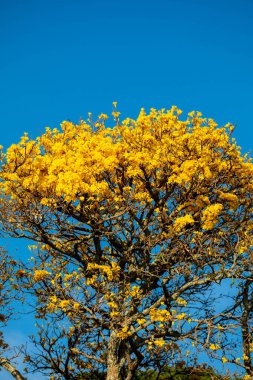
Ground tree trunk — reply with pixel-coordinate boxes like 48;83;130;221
106;332;122;380
125;369;134;380
0;357;27;380
241;281;253;375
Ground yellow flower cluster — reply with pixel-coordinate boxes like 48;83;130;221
218;191;238;208
33;270;51;282
86;275;97;285
201;204;223;230
175;312;186;320
73;302;80;310
174;214;194;232
107;301;118;309
59;299;71;311
149;308;171;322
116;326;131;339
137;318;146;325
175;297;187;306
87;262;121;281
209;343;221;351
46;294;80;314
47;295;58;313
110;311;120;318
153;339;166;347
168;159;199;185
128;285;141;298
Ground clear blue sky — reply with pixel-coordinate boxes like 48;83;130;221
1;0;253;379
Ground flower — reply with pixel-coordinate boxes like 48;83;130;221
209;343;220;351
33;270;51;282
153;339;166;347
174;215;194;232
137;318;146;325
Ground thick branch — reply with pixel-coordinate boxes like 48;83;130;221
0;357;27;380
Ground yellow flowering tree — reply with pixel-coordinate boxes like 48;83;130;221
1;106;253;380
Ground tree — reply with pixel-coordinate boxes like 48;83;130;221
1;106;253;380
215;276;253;378
0;248;26;380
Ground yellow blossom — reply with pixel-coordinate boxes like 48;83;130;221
137;318;146;325
209;343;220;351
116;326;131;339
202;204;223;230
33;270;51;282
149;308;171;322
176;297;187;306
174;215;194;232
59;299;71;311
176;312;186;320
73;302;80;310
110;311;120;317
153;339;166;347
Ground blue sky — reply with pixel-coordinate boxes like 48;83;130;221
1;0;253;378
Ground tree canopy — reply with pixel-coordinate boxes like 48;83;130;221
0;106;253;380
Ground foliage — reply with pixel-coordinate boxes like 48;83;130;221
134;365;232;380
1;106;253;379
